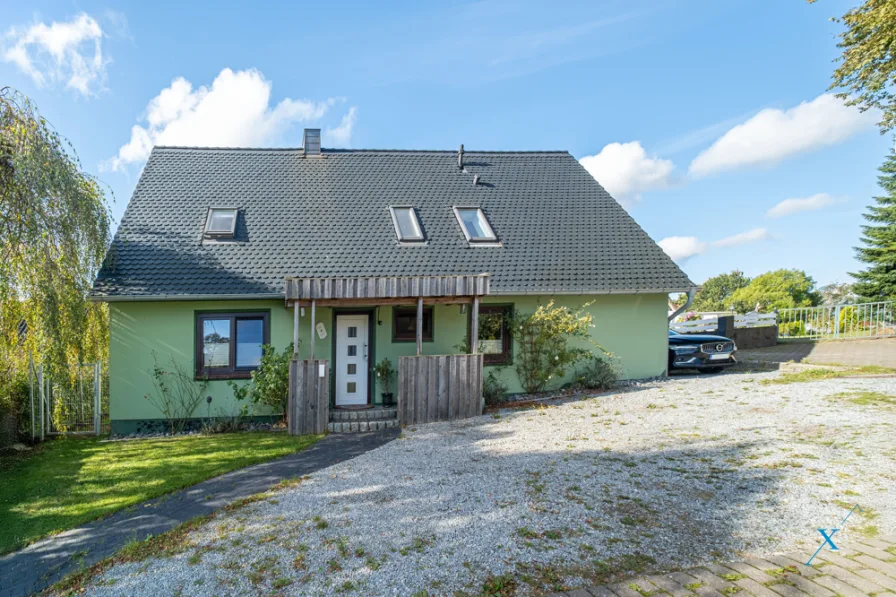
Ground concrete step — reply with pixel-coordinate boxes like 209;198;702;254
327;419;399;433
329;408;397;422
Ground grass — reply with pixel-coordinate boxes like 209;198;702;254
759;365;896;385
828;390;896;407
0;432;322;554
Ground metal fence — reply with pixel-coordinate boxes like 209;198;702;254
777;301;896;340
28;360;109;440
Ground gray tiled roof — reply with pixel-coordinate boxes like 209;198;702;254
92;147;694;299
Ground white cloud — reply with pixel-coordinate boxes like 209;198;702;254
2;13;107;95
766;193;836;218
658;228;770;262
712;227;771;248
658;236;706;262
106;68;338;170
579;141;674;205
689;94;876;177
324;107;357;147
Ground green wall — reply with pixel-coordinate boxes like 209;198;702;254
109;293;668;425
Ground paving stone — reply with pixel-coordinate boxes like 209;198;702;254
686;568;738;593
815;550;863;570
585;587;618;597
644;573;695;597
720;562;773;584
846;542;896;562
744;556;785;572
821;563;890;594
564;590;594;597
812;573;873;597
779;573;836;597
854;554;896;577
733;577;783;597
606;582;643;597
765;581;813;597
859;537;894;551
856;568;896;591
771;555;823;579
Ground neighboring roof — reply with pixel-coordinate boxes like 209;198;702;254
92;147;695;299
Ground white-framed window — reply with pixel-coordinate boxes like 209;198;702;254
453;207;497;243
389;206;425;242
205;208;238;237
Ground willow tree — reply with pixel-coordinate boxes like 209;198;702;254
0;87;111;395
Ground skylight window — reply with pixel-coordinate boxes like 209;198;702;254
205;208;237;237
390;206;424;242
454;207;497;243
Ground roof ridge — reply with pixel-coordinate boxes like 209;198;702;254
151;146;571;155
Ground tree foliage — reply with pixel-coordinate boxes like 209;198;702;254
851;150;896;300
729;269;821;313
691;270;751;312
811;0;896;133
0;88;111;386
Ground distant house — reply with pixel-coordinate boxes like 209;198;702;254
92;130;695;434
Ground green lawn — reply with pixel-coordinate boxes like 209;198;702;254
0;432;321;555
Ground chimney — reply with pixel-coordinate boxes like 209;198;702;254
457;144;464;169
303;129;321;156
473;174;480;186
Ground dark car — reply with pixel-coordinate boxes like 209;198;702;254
668;330;736;374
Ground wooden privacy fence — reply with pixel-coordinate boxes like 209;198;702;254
398;354;483;425
288;359;330;435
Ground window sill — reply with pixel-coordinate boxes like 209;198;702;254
197;370;255;381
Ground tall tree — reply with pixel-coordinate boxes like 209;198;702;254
0;87;111;380
729;269;821;313
852;150;896;300
691;270;751;312
812;0;896;133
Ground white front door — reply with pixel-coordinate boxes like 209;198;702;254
335;315;369;406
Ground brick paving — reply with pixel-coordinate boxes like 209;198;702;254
738;337;896;368
548;535;896;597
0;429;399;597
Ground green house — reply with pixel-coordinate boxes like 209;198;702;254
91;131;695;434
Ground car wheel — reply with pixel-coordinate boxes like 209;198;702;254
697;367;724;374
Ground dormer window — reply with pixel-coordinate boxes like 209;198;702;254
389;206;424;242
205;208;237;238
454;207;497;243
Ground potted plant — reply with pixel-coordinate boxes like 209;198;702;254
373;358;396;406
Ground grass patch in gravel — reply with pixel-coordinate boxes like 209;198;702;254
828;390;896;408
759;366;896;385
45;475;311;596
0;432;321;555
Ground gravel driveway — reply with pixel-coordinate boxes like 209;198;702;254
79;371;896;596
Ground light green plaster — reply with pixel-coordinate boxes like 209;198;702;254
109;293;668;421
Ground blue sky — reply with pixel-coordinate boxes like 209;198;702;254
2;0;891;286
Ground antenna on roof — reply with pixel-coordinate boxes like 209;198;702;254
473;174;480;186
457;144;464;169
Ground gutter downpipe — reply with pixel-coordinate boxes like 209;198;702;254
667;287;698;323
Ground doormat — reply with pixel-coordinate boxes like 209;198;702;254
334;405;374;411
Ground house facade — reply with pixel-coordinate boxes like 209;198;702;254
93;131;695;434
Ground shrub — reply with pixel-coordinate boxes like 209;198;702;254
373;358;395;395
229;343;294;420
575;356;619;390
778;321;806;337
510;301;597;394
483;369;509;406
145;353;208;434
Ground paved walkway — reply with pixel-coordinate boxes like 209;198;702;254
739;337;896;368
0;429;399;597
550;535;896;597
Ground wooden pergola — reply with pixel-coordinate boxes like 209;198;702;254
284;274;490;359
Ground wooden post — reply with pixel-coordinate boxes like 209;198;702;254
310;299;316;360
416;296;423;356
94;362;101;436
471;296;480;354
293;302;299;356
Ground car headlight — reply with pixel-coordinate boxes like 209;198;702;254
671;345;698;354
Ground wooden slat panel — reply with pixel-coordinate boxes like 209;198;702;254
285;274;490;301
287;359;330;436
396;354;483;426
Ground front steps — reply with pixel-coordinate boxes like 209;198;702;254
327;407;398;433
